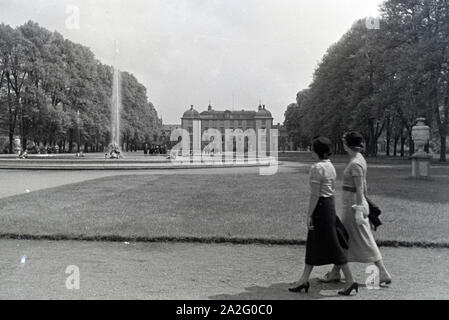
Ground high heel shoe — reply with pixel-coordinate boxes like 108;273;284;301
338;282;358;296
288;282;310;293
380;278;392;285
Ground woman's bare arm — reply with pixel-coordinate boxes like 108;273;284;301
353;175;364;206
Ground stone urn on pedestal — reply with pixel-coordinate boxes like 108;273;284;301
411;117;432;178
13;136;22;155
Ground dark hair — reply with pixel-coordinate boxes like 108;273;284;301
312;136;332;160
343;131;364;151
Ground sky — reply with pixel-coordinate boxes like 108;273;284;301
0;0;384;124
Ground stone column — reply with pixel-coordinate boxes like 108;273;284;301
411;117;432;178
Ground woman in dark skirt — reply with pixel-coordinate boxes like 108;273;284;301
289;137;358;296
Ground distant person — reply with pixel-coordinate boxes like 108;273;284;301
289;136;357;296
319;132;392;287
109;149;120;159
18;149;28;159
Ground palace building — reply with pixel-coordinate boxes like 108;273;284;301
182;103;273;134
181;103;274;154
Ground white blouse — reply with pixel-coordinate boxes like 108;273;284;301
309;160;337;198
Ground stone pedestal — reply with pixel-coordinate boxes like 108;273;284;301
411;153;432;178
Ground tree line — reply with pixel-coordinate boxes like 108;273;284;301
0;21;162;154
285;0;449;161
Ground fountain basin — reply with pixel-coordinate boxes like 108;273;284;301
0;154;275;170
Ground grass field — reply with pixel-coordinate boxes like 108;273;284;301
0;163;448;245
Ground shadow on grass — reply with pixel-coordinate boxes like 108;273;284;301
292;164;449;204
364;168;449;204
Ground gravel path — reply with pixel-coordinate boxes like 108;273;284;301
0;240;447;300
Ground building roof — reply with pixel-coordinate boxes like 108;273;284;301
200;110;257;119
255;109;272;118
162;124;181;131
182;105;201;119
255;105;272;118
190;104;273;120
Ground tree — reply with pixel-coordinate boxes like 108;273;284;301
0;21;162;153
288;0;449;161
381;0;448;161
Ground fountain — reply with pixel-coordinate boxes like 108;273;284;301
109;40;122;159
0;41;272;170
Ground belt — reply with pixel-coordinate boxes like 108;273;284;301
342;186;357;193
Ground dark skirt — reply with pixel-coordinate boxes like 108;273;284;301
305;197;348;266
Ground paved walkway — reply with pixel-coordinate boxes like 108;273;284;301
0;240;447;299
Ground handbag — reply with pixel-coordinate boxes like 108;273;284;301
366;198;382;231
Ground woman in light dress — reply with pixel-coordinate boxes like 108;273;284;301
319;132;392;286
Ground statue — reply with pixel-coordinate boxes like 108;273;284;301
107;142;122;159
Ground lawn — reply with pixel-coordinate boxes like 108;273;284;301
278;151;449;165
0;164;448;245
